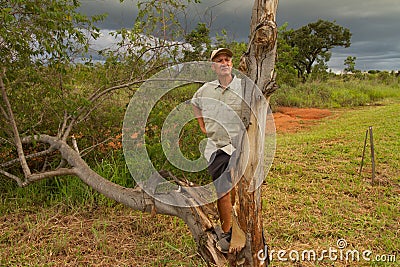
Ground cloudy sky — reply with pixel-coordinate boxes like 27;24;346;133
79;0;400;72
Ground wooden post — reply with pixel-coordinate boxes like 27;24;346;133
359;129;369;175
359;126;376;184
369;126;376;183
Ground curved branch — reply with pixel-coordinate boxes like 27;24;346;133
0;168;23;186
19;134;227;266
0;148;54;168
23;168;78;186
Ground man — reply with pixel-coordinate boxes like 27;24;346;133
191;48;244;253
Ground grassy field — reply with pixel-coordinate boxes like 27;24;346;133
263;101;399;266
1;101;399;266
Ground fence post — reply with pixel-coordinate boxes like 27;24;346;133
359;126;376;184
369;126;376;184
359;129;369;175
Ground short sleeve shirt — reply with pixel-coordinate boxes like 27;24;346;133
191;75;243;161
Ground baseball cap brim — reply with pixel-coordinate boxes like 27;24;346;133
210;48;233;61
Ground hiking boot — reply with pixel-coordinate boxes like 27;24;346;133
216;229;232;253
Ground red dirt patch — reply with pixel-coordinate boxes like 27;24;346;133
273;107;332;133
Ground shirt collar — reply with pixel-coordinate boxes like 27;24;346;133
210;74;237;91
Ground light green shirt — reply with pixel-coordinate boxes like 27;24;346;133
192;75;243;161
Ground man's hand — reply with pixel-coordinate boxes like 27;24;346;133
192;105;207;134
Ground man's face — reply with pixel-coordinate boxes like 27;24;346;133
211;54;233;77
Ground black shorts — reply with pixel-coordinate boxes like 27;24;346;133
208;149;236;196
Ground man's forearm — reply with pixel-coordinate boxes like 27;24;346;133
196;117;207;134
193;105;207;134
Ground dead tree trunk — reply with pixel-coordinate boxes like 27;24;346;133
233;0;279;266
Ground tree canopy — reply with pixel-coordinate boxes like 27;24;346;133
280;19;351;80
344;56;357;73
0;0;103;69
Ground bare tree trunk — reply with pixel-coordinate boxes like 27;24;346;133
233;0;279;266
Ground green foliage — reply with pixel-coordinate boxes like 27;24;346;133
0;0;103;69
183;23;211;61
276;23;300;85
0;0;110;164
1;62;131;151
145;84;211;185
109;0;198;68
280;19;351;81
344;56;357;73
99;1;245;67
136;0;186;38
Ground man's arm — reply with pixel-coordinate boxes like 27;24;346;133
192;105;207;134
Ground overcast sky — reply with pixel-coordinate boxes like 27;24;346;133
79;0;400;72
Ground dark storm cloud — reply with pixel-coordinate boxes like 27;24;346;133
78;0;138;30
258;0;400;71
79;0;400;71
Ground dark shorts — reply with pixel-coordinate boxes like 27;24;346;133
208;149;236;196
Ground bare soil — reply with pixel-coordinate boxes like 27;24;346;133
273;107;332;133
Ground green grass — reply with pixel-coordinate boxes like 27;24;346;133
0;151;133;214
264;101;400;266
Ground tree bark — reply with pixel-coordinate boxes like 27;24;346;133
234;0;279;266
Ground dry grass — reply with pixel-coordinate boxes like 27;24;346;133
0;204;203;266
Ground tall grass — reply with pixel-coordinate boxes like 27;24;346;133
0;151;132;213
271;77;400;108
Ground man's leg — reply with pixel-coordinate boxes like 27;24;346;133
215;190;233;253
208;150;235;252
217;192;232;233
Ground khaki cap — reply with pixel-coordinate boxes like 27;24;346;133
210;48;233;61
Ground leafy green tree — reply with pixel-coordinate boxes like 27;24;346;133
183;23;211;61
276;23;299;85
0;0;103;69
281;19;351;80
344;56;357;73
0;0;104;144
